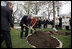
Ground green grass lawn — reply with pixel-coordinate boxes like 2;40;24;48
1;28;71;48
14;23;20;26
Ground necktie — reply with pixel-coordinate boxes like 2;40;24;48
27;18;29;21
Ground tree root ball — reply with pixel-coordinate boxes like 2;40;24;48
27;31;61;48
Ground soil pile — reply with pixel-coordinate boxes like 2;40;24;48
27;31;60;48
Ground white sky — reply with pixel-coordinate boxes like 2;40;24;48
60;1;71;15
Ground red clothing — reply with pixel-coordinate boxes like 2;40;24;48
31;18;37;25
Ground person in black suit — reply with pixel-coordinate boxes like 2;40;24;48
69;18;71;26
35;20;38;28
45;19;49;28
37;18;42;28
1;2;14;48
51;20;54;28
20;15;32;38
43;19;46;28
59;17;62;28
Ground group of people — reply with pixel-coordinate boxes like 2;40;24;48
35;18;53;29
1;2;37;48
1;2;54;48
1;2;71;48
0;2;63;48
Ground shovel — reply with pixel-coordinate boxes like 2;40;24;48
23;24;35;32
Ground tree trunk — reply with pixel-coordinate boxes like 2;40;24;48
35;1;37;15
28;1;30;14
53;1;55;28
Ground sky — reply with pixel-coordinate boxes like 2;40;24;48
60;1;71;15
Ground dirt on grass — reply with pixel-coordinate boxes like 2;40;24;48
27;31;60;48
50;31;70;36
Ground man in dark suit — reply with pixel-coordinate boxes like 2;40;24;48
1;2;14;48
35;20;38;28
69;18;71;26
45;19;49;28
20;15;32;38
43;19;46;28
37;18;42;28
59;17;62;28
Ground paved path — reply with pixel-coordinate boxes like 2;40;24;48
15;26;21;29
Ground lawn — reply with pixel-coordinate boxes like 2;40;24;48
1;27;71;48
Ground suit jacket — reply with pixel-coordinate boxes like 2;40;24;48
59;18;62;25
20;15;31;27
1;6;14;31
43;20;46;25
46;20;49;24
37;20;42;26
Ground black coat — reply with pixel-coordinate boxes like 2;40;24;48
46;20;49;24
43;20;46;25
69;19;71;25
20;15;31;27
1;6;14;31
37;20;42;26
59;18;62;26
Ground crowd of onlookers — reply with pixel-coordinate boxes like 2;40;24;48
34;18;54;29
34;17;71;30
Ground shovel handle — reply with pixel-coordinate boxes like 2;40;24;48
23;24;35;31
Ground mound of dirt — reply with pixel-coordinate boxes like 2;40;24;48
27;31;60;48
52;31;70;36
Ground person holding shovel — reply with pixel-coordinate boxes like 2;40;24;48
20;14;37;38
20;14;32;38
30;17;37;34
